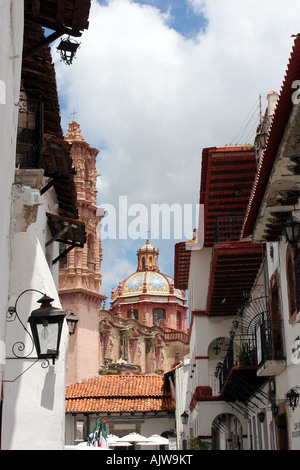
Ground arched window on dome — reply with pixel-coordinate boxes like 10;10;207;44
177;311;183;330
153;308;165;325
142;256;146;270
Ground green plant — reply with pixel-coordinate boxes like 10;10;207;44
236;343;249;359
189;438;212;450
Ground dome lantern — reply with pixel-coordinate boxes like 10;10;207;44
137;239;159;272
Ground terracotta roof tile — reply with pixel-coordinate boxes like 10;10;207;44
65;375;174;414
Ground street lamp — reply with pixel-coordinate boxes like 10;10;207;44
256;131;268;150
281;216;300;246
56;36;80;65
258;411;266;423
28;294;65;364
66;311;79;335
181;411;189;425
285;387;300;412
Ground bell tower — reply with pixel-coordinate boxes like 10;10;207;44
59;120;106;382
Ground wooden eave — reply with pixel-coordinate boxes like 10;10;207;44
24;0;91;36
46;212;86;264
242;35;300;241
200;146;257;247
205;241;264;316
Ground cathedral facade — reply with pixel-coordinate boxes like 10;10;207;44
99;239;189;375
60;121;189;382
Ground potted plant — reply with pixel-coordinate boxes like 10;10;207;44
236;343;251;366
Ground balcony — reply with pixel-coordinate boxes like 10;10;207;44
218;334;266;403
218;318;285;403
256;319;286;376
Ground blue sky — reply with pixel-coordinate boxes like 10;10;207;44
54;0;300;303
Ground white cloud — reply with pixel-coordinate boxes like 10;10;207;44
54;0;300;296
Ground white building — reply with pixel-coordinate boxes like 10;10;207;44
174;36;300;450
0;1;91;449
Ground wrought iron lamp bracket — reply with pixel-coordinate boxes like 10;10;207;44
3;289;53;382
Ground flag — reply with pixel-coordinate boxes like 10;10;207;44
169;376;176;407
99;419;108;448
88;419;108;447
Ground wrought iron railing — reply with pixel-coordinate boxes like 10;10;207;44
218;334;257;391
218;319;285;394
16;89;43;169
214;214;245;243
256;319;285;364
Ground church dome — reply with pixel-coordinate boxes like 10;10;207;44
121;270;183;299
111;240;185;302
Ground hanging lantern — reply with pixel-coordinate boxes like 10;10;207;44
28;295;65;363
286;387;300;412
57;36;80;65
66;311;79;335
282;216;300;246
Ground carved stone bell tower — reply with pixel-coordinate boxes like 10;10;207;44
59;120;106;383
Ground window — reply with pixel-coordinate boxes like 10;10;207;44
286;245;297;318
269;273;284;360
294;248;300;314
153;308;164;325
177;311;182;330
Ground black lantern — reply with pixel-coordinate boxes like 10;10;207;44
66;311;79;335
28;295;65;363
286;387;300;412
271;402;279;418
213;344;221;355
258;411;265;423
181;411;189;425
282;216;300;246
256;131;268;150
56;36;80;65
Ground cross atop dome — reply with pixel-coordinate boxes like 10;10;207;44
137;239;160;272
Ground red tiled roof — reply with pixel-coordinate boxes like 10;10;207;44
65;375;174;414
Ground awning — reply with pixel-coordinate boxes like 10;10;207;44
174;241;193;290
46;212;86;264
205;241;264;316
200;146;257;247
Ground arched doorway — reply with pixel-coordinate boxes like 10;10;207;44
211;413;243;450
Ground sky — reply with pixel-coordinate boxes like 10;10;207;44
53;0;300;303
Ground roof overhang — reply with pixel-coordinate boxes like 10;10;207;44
242;35;300;241
205;241;263;316
174;241;197;290
200;146;257;247
46;212;86;264
24;0;91;37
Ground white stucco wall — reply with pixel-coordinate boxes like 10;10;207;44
2;223;69;449
0;0;23;383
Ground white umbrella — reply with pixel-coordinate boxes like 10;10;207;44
119;432;149;442
147;434;169;445
107;434;120;444
136;434;169;447
110;441;133;447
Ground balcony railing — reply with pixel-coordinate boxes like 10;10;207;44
218;334;257;391
218;319;285;396
257;319;285;365
214;214;245;243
